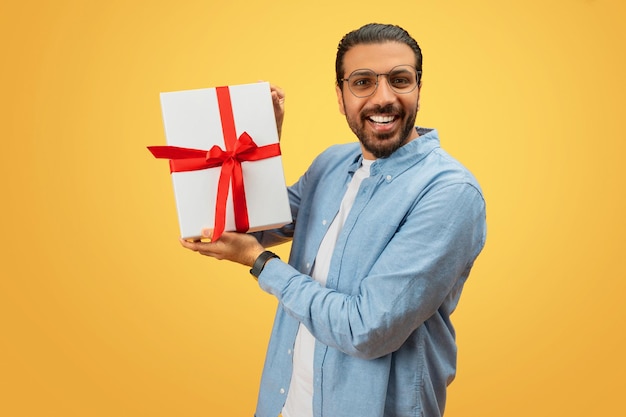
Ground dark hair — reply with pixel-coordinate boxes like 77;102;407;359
335;23;422;88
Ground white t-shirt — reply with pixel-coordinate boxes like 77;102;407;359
282;159;372;417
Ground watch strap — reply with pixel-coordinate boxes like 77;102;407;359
250;250;280;278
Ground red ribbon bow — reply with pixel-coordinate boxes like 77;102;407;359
148;86;281;241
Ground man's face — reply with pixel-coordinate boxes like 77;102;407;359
336;42;421;160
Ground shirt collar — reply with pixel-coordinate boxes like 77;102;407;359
347;127;441;176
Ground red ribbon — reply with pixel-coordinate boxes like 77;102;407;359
148;86;281;241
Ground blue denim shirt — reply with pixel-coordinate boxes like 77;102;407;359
254;128;487;417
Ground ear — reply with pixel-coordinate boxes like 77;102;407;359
336;84;346;115
416;82;422;112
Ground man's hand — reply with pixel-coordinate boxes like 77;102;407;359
269;84;285;139
180;230;266;267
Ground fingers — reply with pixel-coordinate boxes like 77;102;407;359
270;84;285;106
178;231;239;260
179;238;205;252
258;80;285;106
180;228;216;253
257;81;285;139
179;238;226;259
268;84;285;139
179;231;265;267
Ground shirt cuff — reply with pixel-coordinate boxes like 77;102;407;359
256;257;296;299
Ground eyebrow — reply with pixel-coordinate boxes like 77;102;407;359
349;66;414;76
349;69;375;76
390;67;412;74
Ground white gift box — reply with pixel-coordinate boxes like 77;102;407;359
154;82;292;240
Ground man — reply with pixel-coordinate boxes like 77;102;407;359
181;23;486;417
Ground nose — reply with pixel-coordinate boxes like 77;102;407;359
371;75;396;104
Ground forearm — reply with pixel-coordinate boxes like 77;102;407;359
258;183;486;359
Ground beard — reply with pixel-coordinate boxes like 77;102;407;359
345;102;419;159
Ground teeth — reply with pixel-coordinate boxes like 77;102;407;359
369;115;395;123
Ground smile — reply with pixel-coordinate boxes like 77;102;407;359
368;115;396;124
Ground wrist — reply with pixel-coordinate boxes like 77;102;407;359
249;250;280;279
248;249;266;267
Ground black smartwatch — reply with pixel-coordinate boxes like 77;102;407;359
250;250;280;278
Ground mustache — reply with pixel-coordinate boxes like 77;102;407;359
361;104;404;117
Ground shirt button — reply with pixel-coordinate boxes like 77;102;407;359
288;349;292;355
280;388;285;394
306;262;311;269
386;175;392;181
322;219;327;226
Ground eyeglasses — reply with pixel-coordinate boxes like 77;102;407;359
340;65;421;98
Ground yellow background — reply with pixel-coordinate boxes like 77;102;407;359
1;0;624;415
